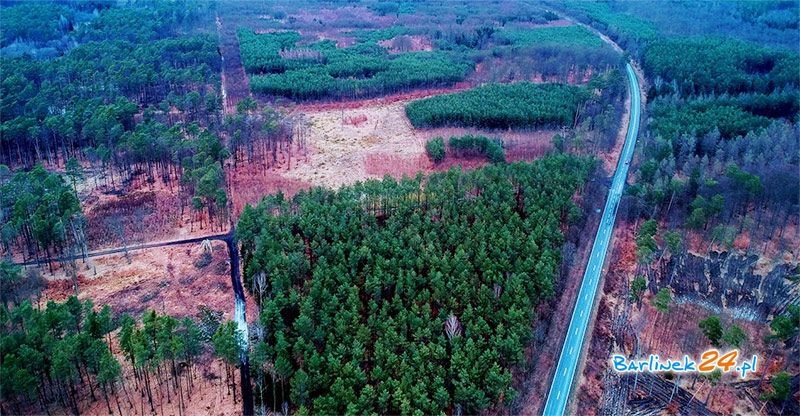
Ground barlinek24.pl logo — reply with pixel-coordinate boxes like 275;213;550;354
612;349;758;379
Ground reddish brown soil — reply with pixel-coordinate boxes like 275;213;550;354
573;221;649;416
684;218;799;269
575;219;796;415
11;345;243;416
226;156;313;216
78;358;241;416
39;241;238;320
26;236;259;416
365;153;488;178
217;12;252;115
81;173;227;251
363;134;553;179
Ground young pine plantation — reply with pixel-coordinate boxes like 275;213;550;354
236;156;594;414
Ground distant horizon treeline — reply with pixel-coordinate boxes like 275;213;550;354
558;1;799;253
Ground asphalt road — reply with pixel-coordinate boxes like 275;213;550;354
542;62;641;416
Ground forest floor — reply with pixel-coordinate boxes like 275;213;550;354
81;358;241;416
684;219;800;270
31;240;255;416
217;9;252;115
24;182;264;416
575;220;799;416
36;335;244;416
37;240;258;324
226;156;313;216
78;173;229;252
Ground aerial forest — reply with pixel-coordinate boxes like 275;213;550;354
2;1;797;415
236;155;595;414
560;1;799;250
0;0;246;257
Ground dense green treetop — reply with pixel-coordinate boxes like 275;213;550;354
405;82;592;129
1;1;220;167
238;155;595;414
0;3;74;48
496;25;604;49
0;164;84;259
239;29;473;100
643;37;799;97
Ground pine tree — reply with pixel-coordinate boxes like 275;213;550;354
212;320;241;403
699;316;724;347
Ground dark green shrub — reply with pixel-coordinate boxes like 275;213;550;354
448;135;505;163
425;136;446;162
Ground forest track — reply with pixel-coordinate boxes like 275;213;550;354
14;233;229;267
215;11;252;115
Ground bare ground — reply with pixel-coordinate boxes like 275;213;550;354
36;240;256;322
80;172;229;251
226;154;313;217
217;10;253;115
575;220;799;416
282;100;557;189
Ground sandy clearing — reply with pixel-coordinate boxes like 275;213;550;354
282;100;557;189
283;101;423;188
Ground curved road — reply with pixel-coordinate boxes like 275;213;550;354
542;62;641;416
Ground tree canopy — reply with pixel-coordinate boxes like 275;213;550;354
240;29;473;100
0;164;85;262
237;155;595;414
405;82;592;129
